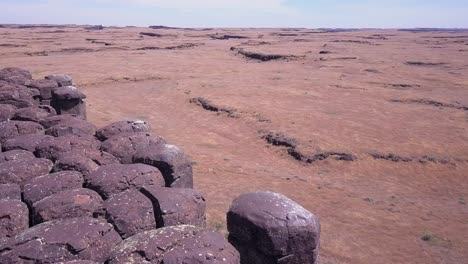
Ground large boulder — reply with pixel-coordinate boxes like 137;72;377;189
103;189;156;239
0;67;32;85
0;120;44;144
51;86;86;118
0;217;122;263
96;120;152;141
101;132;165;164
140;186;206;228
86;163;164;199
133;143;193;188
0;158;53;187
35;135;100;161
26;79;59;100
23;171;84;207
0;82;36;108
45;118;96;137
31;188;104;224
2;134;53;152
0;199;29;239
12;105;56;122
0;183;21;200
227;191;321;264
106;225;240;264
0;104;16;121
0;149;35;163
52;149;120;178
45;74;73;87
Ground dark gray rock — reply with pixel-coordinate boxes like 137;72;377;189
0;158;53;187
101;132;165;164
45;74;73;87
0;149;35;163
23;171;84;207
26;79;59;100
0;120;44;144
140;186;206;228
0;183;21;200
0;104;16;121
45;118;96;137
133;143;193;188
96;120;152;141
86;163;164;199
39;114;85;129
0;199;29;239
104;189;156;239
54;261;100;264
51;86;86;118
0;67;32;85
0;217;122;263
12;105;56;122
106;225;240;264
31;188;104;224
2;134;54;152
227;191;321;264
52;149;120;178
35;135;100;161
0;82;36;108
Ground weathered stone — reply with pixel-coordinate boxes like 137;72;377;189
26;79;59;100
39;114;85;129
23;171;84;207
0;120;44;144
104;189;156;239
51;86;86;118
0;104;16;121
0;149;35;163
0;199;29;239
55;261;100;264
140;186;206;228
101;132;165;164
106;225;240;264
0;158;53;187
0;67;32;85
0;183;21;200
133;143;193;188
35;135;100;161
45;74;73;87
0;82;36;108
0;217;122;263
86;163;164;199
227;191;321;264
45;118;96;137
2;134;54;152
53;149;120;178
12;105;56;122
31;188;104;224
96;120;152;141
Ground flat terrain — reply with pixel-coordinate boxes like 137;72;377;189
1;25;467;264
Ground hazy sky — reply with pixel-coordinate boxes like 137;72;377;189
1;0;467;28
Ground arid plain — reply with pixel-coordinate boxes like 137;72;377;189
1;25;467;264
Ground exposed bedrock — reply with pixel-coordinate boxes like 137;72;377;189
106;225;240;264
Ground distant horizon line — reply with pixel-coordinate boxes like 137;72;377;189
1;23;468;30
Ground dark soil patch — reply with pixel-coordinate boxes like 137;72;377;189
140;32;163;37
369;152;450;164
190;97;237;117
405;61;446;66
331;40;380;45
260;131;298;148
137;43;202;50
231;47;295;62
211;34;249;40
389;98;468;111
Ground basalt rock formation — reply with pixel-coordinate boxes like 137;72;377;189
0;67;320;263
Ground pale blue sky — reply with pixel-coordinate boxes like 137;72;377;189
1;0;467;28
